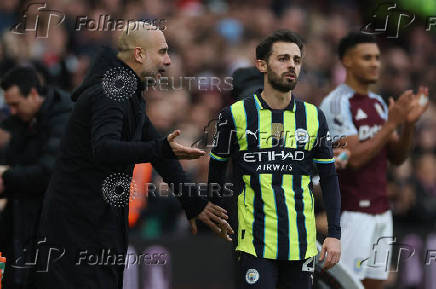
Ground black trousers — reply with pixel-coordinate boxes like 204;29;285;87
237;252;315;289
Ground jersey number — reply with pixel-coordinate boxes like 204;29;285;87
302;256;315;272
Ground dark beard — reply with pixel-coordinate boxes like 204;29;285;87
360;77;377;85
267;66;297;92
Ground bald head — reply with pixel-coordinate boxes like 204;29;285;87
118;22;164;56
116;21;171;83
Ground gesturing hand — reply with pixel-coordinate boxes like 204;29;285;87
190;202;234;242
167;130;206;159
319;237;341;270
406;86;430;125
387;90;412;127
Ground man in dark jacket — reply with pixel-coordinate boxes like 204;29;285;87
0;66;73;289
35;22;231;289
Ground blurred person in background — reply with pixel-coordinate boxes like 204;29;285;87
0;66;72;289
409;153;436;223
0;0;435;287
320;32;429;289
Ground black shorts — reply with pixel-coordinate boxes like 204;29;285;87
237;251;315;289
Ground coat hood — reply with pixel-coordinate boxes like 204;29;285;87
71;46;141;102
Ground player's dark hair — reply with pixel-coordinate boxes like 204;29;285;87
338;32;377;60
256;30;304;61
0;66;45;97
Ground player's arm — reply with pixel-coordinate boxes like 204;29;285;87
385;125;414;165
313;109;341;270
141;113;232;238
207;107;235;240
91;89;202;166
340;91;411;169
386;87;429;165
141;114;214;218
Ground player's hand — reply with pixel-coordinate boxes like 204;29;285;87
387;90;413;127
189;202;234;241
333;148;350;170
167;130;206;159
406;86;429;125
319;237;341;270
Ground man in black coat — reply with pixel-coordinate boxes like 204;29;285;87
35;22;232;289
0;66;73;289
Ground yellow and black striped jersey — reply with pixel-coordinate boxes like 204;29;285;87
210;90;334;261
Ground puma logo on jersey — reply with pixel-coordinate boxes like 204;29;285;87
245;129;258;140
355;108;368;120
217;113;228;126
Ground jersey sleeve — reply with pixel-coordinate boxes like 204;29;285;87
313;108;335;164
320;95;358;140
371;92;389;121
210;107;235;162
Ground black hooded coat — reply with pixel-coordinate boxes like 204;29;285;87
35;47;207;289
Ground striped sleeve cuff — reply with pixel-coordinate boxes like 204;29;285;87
210;152;229;162
313;158;335;164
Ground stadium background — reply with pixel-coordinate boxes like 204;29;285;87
0;0;435;288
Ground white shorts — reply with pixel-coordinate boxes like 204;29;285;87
339;210;393;281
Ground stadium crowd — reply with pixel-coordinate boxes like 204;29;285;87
0;0;435;288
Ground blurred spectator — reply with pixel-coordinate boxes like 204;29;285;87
0;66;72;289
0;1;434;288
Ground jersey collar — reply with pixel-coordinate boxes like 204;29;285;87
253;89;296;112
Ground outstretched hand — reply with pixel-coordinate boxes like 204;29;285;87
167;130;206;159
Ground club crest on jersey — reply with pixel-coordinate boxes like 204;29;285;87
295;129;309;144
245;269;259;284
355;108;368;120
375;103;385;118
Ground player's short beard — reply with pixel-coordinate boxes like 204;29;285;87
361;77;377;85
355;70;378;85
267;65;297;92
